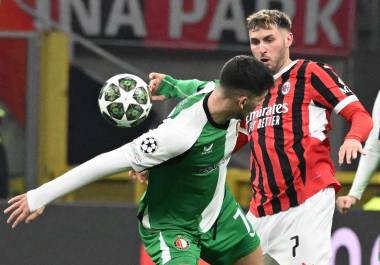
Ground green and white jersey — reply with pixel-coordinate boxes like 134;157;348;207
124;81;240;233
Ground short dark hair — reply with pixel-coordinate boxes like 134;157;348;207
219;55;274;96
246;9;291;31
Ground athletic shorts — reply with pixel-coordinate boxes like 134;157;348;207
246;187;335;265
139;192;260;265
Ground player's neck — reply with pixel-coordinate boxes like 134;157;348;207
274;57;293;77
207;90;235;125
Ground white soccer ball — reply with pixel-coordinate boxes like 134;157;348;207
98;73;152;127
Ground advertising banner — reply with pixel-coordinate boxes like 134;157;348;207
62;0;356;57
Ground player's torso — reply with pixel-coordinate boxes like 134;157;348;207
247;60;317;215
141;91;239;232
247;60;312;142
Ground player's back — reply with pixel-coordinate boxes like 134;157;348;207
137;84;239;233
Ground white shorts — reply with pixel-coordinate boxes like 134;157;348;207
246;187;335;265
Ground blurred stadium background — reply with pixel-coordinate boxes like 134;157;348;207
0;0;379;264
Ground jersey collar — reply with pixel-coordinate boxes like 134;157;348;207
203;92;230;129
273;59;299;80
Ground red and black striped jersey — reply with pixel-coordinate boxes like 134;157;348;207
247;59;359;217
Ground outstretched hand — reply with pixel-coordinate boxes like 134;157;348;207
148;72;167;101
336;195;358;214
338;139;364;165
3;193;45;229
129;170;149;184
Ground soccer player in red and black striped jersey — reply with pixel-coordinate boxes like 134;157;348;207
244;10;373;264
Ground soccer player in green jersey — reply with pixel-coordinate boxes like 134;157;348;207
4;55;273;265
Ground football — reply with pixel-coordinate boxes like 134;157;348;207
98;73;152;127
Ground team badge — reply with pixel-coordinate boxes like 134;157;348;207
174;236;190;250
140;137;158;154
281;81;291;95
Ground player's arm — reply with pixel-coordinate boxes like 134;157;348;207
4;146;134;228
4;108;202;228
337;101;373;165
337;91;380;213
149;72;208;100
309;62;373;165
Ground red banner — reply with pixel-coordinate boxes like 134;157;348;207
65;0;356;57
0;40;27;126
290;0;355;56
0;0;35;30
0;0;38;126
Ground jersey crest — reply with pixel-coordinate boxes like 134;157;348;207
174;236;190;250
281;80;291;95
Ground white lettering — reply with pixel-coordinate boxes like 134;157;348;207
249;103;289;122
256;115;281;128
105;0;146;37
282;102;289;113
169;0;207;39
274;115;280;125
265;106;273;116
370;236;380;265
275;104;282;113
208;0;247;42
68;0;101;35
330;228;361;265
337;77;352;94
258;118;263;128
305;0;343;46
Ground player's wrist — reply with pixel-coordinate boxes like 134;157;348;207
344;135;362;143
348;195;359;204
156;75;177;98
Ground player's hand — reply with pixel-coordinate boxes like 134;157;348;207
336;195;358;214
3;193;45;228
128;170;149;184
338;139;365;165
148;72;167;101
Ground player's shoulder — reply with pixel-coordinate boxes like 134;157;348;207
194;81;216;95
302;60;336;74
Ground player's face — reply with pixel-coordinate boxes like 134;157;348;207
249;25;293;74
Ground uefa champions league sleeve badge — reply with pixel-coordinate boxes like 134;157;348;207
140;137;158;154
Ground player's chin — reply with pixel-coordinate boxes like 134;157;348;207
262;61;276;73
266;64;277;74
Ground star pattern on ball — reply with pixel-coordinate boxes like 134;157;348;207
140;137;158;154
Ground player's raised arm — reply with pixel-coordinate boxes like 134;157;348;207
149;72;208;100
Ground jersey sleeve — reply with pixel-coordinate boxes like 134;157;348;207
309;62;358;114
349;90;380;199
123;105;205;172
26;101;206;212
156;75;209;99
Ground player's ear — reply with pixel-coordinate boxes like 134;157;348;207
285;32;293;48
238;95;248;110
